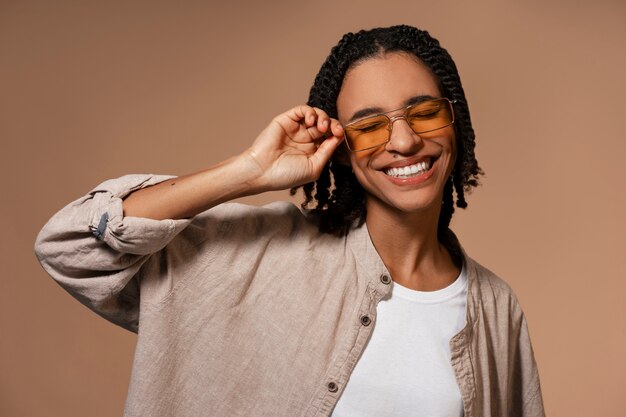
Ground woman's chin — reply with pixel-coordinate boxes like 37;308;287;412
365;193;442;217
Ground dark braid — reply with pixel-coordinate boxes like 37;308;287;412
290;25;483;256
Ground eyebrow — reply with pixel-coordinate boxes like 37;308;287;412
347;94;436;124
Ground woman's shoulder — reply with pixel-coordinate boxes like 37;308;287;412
463;255;532;335
464;255;525;313
467;257;515;293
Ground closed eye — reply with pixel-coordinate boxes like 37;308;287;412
352;121;387;133
408;107;441;118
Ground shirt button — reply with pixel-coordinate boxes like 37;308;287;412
327;382;338;392
380;274;391;285
360;315;372;326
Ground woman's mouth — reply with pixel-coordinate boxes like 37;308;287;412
383;158;432;178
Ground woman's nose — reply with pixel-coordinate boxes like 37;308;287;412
384;118;424;154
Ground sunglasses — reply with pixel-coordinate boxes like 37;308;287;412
343;97;456;152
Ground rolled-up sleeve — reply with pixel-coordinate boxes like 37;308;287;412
34;174;193;332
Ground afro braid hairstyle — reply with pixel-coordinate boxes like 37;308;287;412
290;25;483;257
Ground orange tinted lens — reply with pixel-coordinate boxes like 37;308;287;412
407;99;453;134
345;115;389;151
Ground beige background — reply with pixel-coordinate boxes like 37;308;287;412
1;0;625;416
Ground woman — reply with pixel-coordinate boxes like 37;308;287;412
35;25;544;416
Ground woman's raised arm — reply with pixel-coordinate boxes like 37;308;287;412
34;104;343;331
122;104;344;220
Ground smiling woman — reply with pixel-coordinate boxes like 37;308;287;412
34;25;544;417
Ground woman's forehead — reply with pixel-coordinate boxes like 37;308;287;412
336;52;441;121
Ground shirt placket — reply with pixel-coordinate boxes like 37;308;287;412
305;272;393;417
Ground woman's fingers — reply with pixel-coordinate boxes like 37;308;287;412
330;119;344;138
311;108;334;134
284;104;318;125
310;135;344;173
281;105;340;143
312;119;345;170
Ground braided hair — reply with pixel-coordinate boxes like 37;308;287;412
290;25;483;259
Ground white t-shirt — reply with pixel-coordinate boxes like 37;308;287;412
331;264;468;417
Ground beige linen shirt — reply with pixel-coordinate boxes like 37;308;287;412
34;174;545;417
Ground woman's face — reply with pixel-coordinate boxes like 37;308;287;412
336;52;457;216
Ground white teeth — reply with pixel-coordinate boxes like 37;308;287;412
384;160;431;178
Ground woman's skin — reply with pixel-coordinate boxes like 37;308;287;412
122;51;459;291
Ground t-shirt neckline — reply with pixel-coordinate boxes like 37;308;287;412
390;263;467;304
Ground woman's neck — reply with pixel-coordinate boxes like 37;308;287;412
365;199;460;291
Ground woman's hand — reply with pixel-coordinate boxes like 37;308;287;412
241;105;344;192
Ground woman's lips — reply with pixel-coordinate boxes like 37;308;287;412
381;156;437;186
384;159;431;177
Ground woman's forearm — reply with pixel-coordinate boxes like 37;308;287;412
121;153;264;220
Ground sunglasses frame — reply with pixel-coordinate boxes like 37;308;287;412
343;97;458;152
